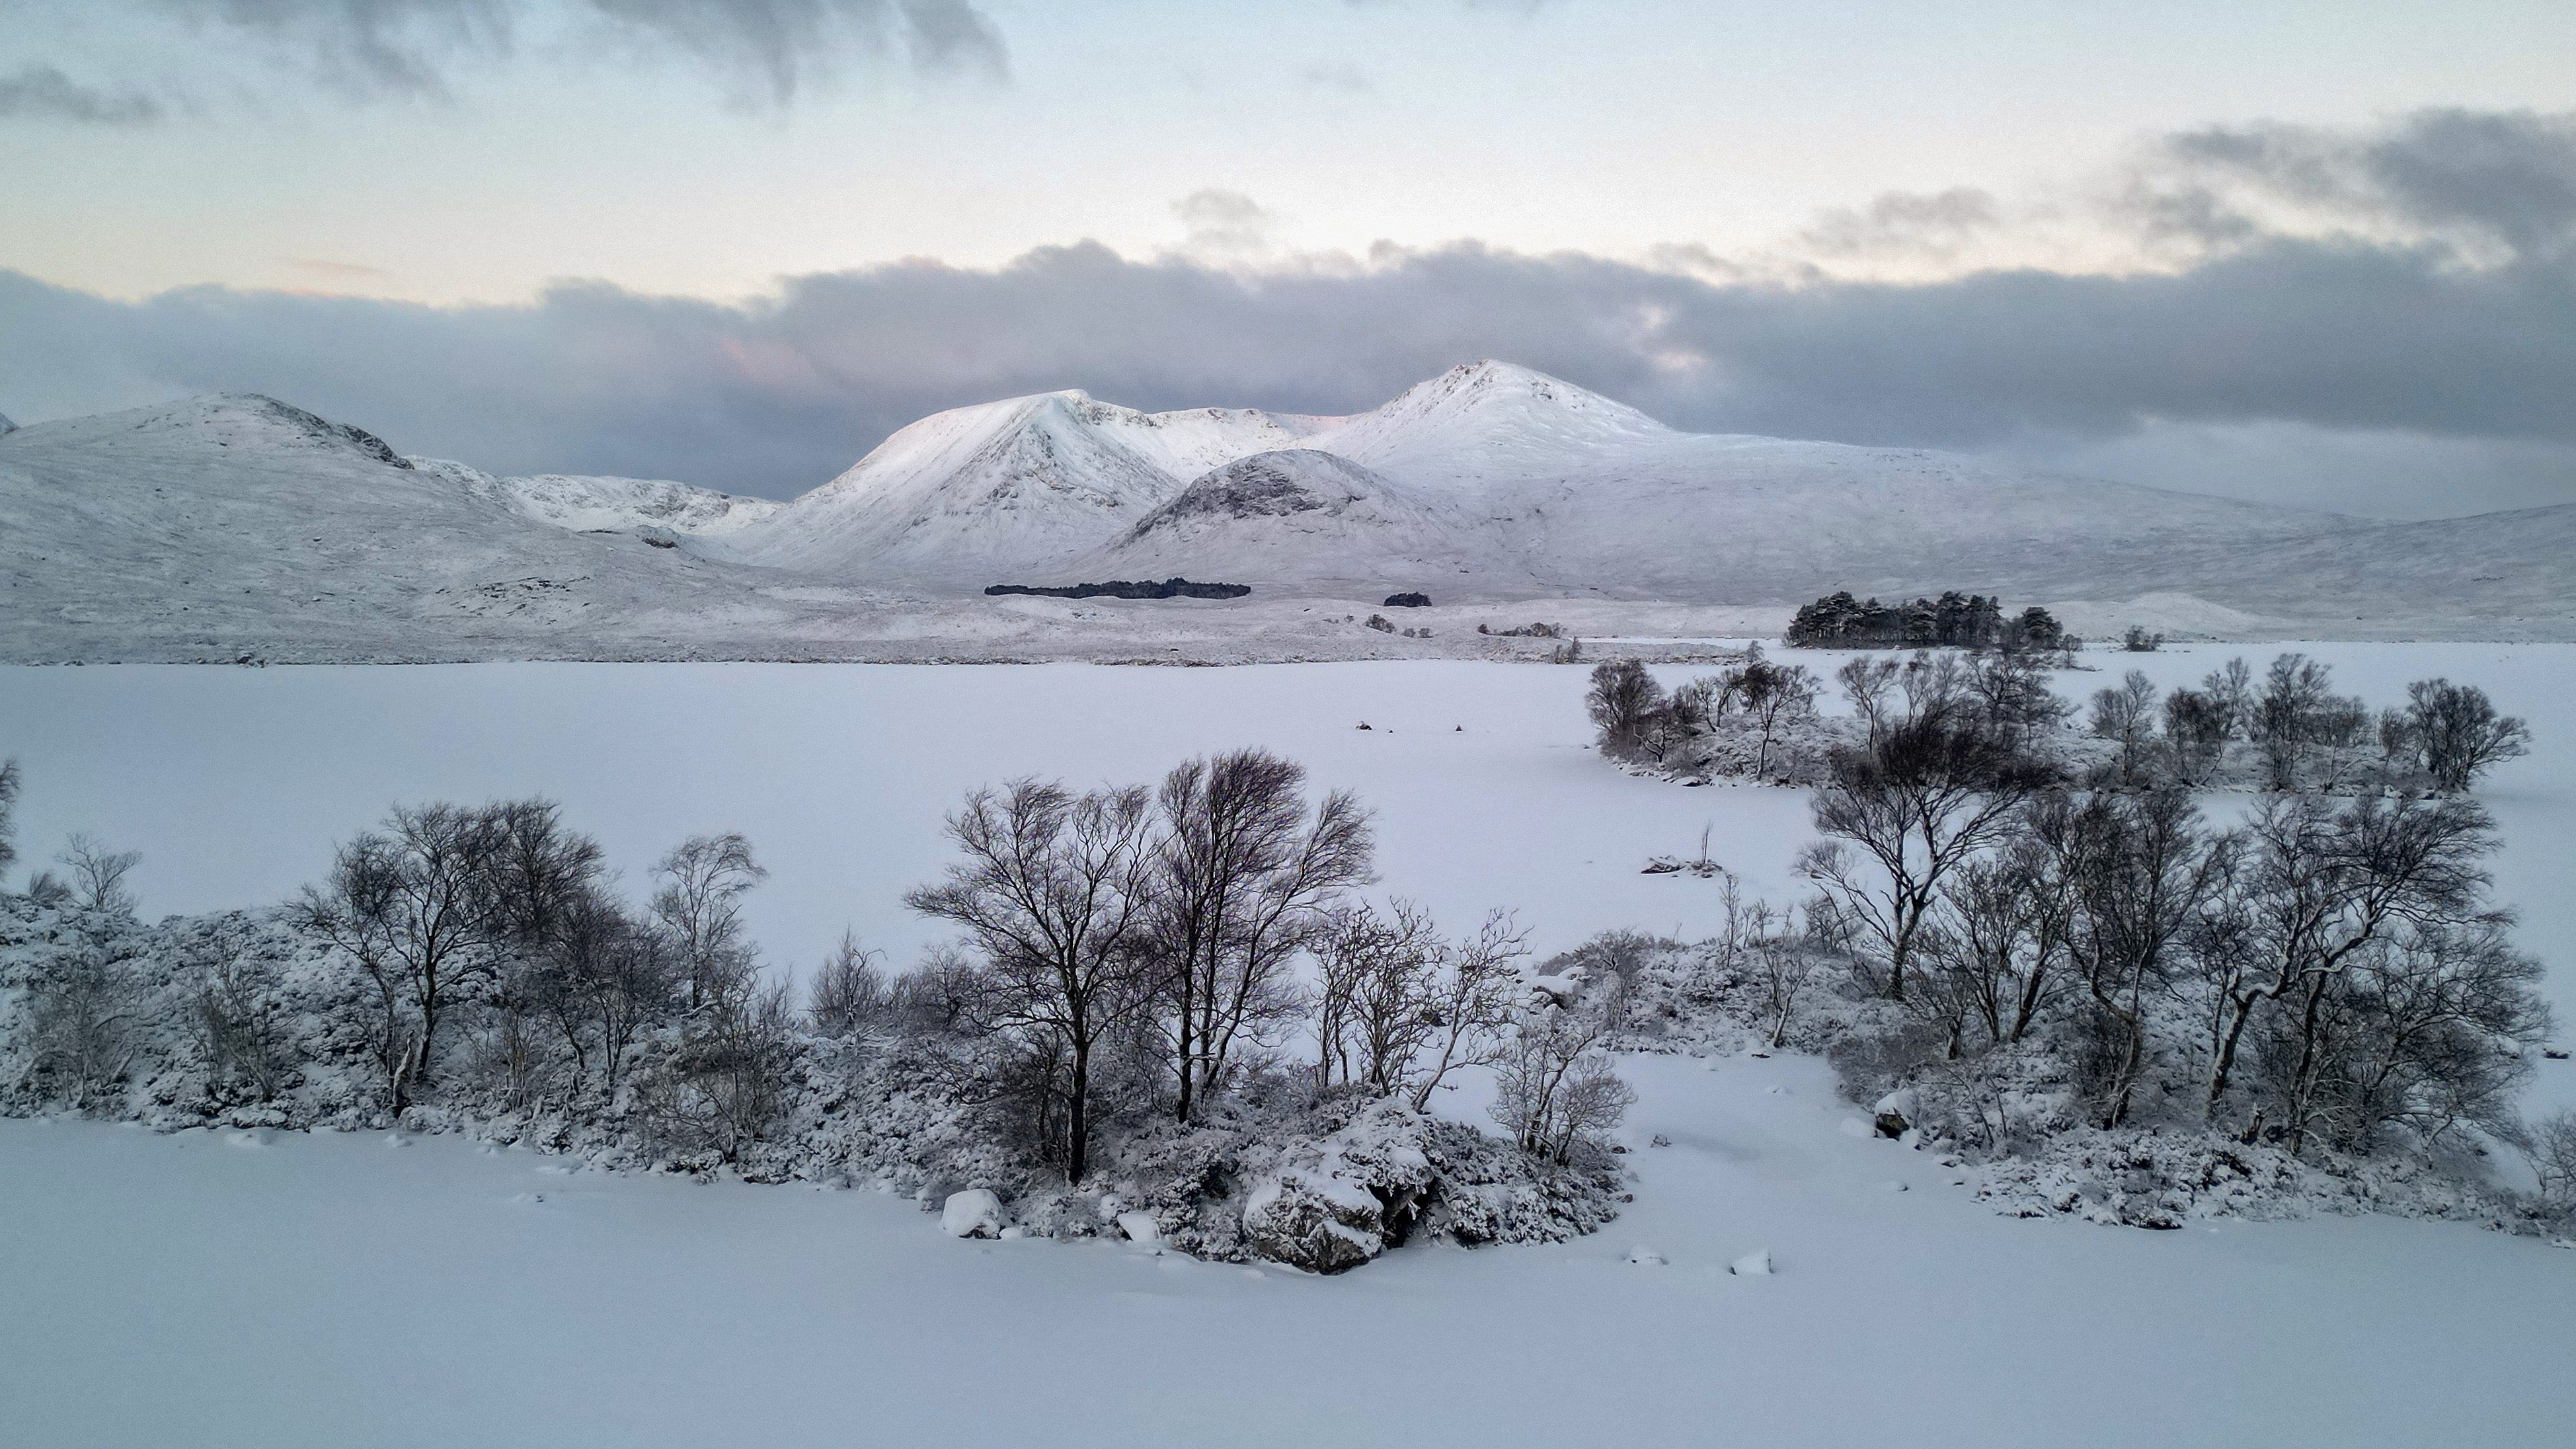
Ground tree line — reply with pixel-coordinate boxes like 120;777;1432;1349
0;748;1633;1200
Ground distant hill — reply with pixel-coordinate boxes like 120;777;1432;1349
4;372;2571;658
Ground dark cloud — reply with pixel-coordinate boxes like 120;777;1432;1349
2134;108;2576;262
0;63;167;124
3;110;2568;517
49;0;1006;111
897;0;1005;81
1799;186;2000;261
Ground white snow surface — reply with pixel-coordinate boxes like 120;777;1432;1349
5;1052;2571;1447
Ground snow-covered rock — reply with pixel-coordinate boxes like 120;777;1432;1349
1729;1248;1774;1276
1240;1101;1436;1273
1525;967;1590;1010
1116;1210;1163;1245
941;1189;1004;1239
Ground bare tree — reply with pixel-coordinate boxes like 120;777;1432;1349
54;833;142;918
530;890;674;1100
182;934;290;1106
1801;709;2056;1001
652;833;766;1014
1150;749;1373;1120
2288;913;2546;1154
2047;788;2234;1128
1491;990;1635;1164
906;779;1161;1183
649;982;799;1163
2201;657;2255;741
2196;791;2495;1148
1313;900;1436;1093
295;804;504;1113
1401;911;1529;1111
1739;657;1822;778
1586;659;1667;753
0;756;20;881
1836;657;1903;743
2514;1111;2576;1210
808;931;890;1038
2162;687;2230;785
2253;653;2336;789
2088;670;2162;785
2403;679;2531;793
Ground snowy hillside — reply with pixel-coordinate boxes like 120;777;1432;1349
1075;448;1538;592
0;394;834;662
409;457;783;537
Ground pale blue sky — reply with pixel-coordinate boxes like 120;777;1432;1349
4;1;2571;301
3;2;2572;516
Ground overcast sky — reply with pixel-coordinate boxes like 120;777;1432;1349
3;1;2572;515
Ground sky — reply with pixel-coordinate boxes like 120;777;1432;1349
3;1;2573;516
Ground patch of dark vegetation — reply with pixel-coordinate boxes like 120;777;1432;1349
1384;592;1432;608
1787;590;2072;652
984;578;1251;600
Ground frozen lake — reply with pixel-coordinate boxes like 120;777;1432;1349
3;645;2571;1063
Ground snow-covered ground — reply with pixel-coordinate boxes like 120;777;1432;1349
4;1053;2570;1448
2;648;2573;1445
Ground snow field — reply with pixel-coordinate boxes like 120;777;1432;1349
3;647;2575;1444
3;1051;2570;1448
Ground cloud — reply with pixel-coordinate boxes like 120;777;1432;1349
1170;189;1280;257
898;0;1005;81
46;0;1008;112
2121;107;2576;264
0;64;166;124
1799;187;2000;262
2;110;2567;518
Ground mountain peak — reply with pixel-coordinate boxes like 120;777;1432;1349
1303;360;1670;475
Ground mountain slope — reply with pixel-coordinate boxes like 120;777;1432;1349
0;395;802;660
1075;448;1528;592
721;391;1329;581
408;457;783;537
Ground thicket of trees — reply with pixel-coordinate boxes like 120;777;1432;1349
906;750;1631;1181
1783;666;2551;1166
1785;592;2071;652
1596;645;2530;801
1;748;1633;1204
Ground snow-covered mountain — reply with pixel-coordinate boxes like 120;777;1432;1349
1075;448;1528;592
0;394;807;661
721;360;2372;603
7;373;2573;660
721;391;1330;580
408;457;783;537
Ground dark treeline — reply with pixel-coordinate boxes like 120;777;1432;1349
1785;591;2072;652
983;578;1251;600
1593;646;2532;798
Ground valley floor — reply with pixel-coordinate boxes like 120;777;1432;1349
2;648;2573;1446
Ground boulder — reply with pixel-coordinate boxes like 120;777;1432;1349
940;1189;1004;1239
